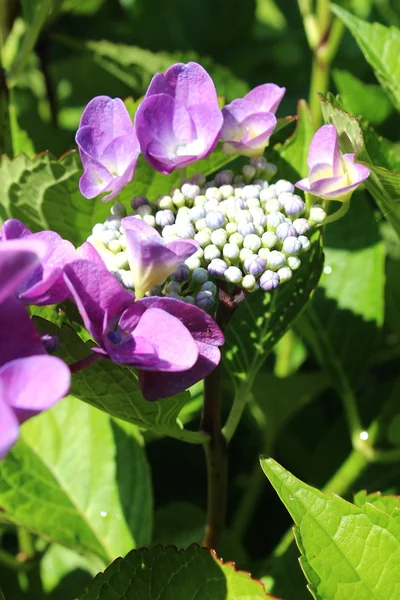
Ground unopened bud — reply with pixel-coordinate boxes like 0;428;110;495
244;254;266;275
243;234;262;252
242;274;256;291
225;266;243;284
276;222;297;241
260;270;280;291
287;256;301;270
192;267;209;285
275;180;294;195
156;209;175;228
298;235;311;252
131;196;149;210
181;183;200;199
211;229;228;248
261;231;278;249
283;236;302;255
208;258;229;278
309;205;327;225
195;290;215;310
267;250;286;270
267;212;286;229
41;334;59;353
205;211;226;230
223;243;240;262
111;202;127;216
170;264;190;282
204;244;221;261
277;266;293;282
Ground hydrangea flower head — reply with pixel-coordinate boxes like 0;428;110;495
295;125;370;201
221;84;286;157
76;96;140;201
135;62;223;174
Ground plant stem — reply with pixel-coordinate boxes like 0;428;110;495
322;199;350;226
0;548;24;572
17;529;44;599
69;353;101;373
201;362;227;549
232;456;267;541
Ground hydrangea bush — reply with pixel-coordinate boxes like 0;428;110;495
1;1;400;599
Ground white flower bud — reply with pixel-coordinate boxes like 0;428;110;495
264;198;282;213
243;234;262;252
287;256;301;270
237;222;256;237
267;212;286;229
158;195;174;210
262;231;278;248
220;184;234;199
211;228;228;248
226;207;238;222
242;185;260;200
293;218;311;235
100;230;118;246
260;187;277;202
162;224;178;239
242;274;256;291
185;256;202;271
204;244;221;261
235;210;252;224
204;199;220;212
108;239;122;254
309;205;327;225
282;193;305;216
114;251;129;270
192;267;209;285
194;247;204;259
119;234;127;249
277;266;292;282
244;254;266;275
246;198;261;211
234;187;244;198
195;218;208;231
225;266;243;284
205;211;226;230
283;236;302;255
176;223;196;239
267;250;286;270
181;183;200;199
208;258;229;278
194;195;207;207
121;270;134;289
156;209;175;227
258;248;270;261
298;235;311;252
275;179;295;195
223;243;240;261
276;222;297;241
194;230;212;248
172;191;186;208
260;270;280;291
92;223;106;237
239;247;253;262
226;222;238;235
229;233;244;247
205;187;222;201
189;206;206;222
143;215;156;227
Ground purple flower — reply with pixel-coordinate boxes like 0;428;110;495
1;219;78;305
64;260;224;399
135;62;223;174
0;297;70;458
295;125;370;200
121;217;198;299
0;237;46;305
76;96;140;202
221;84;286;157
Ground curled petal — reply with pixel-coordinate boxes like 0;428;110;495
0;382;20;459
0;239;46;305
0;297;44;368
307;125;342;175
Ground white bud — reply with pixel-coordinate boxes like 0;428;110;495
239;247;253;262
235;210;252;224
143;215;156;227
211;229;228;248
181;183;200;199
114;251;129;270
309;205;327;225
261;231;278;248
220;184;234;199
283;236;302;255
195;218;208;232
298;235;311;252
258;247;270;261
204;199;220;212
172;191;186;208
100;230;118;246
208;258;229;278
223;243;240;262
246;198;261;210
195;230;212;248
275;179;295;195
205;187;222;202
156;209;175;227
242;274;256;291
204;244;221;261
264;198;282;213
242;185;260;200
108;239;122;254
185;256;202;271
205;211;226;230
194;195;207;207
287;256;301;270
226;222;238;235
243;234;262;252
158;195;174;210
267;212;286;229
225;266;243;284
194;247;204;259
189;206;206;222
176;223;196;239
260;187;277;201
293;218;311;235
237;222;256;237
267;250;286;270
229;233;244;247
92;223;106;236
234;187;244;198
281;193;306;217
277;266;293;282
121;270;134;289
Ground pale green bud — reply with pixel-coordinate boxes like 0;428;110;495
243;234;262;252
229;233;244;247
309;205;327;225
277;266;293;282
172;191;186;208
195;230;212;248
242;274;256;291
225;266;243;284
204;244;221;261
119;234;128;249
114;251;129;270
195;218;208;231
262;231;278;248
194;195;207;207
143;214;156;227
239;247;253;262
220;184;234;199
258;248;270;261
267;250;286;270
243;165;256;183
223;243;240;261
264;198;282;213
287;256;301;270
108;239;122;254
226;222;238;235
185;256;202;271
211;228;228;248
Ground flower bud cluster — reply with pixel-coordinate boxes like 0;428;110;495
87;158;325;308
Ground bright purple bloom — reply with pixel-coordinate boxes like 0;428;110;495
64;260;223;399
295;125;370;200
221;84;286;157
1;219;77;305
76;96;140;202
0;238;46;305
0;297;70;458
121;217;199;299
135;62;223;174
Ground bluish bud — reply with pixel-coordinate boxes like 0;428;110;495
298;235;311;252
283;236;302;255
41;334;60;353
238;222;256;237
136;204;152;217
277;266;292;282
239;247;253;262
172;191;186;208
225;266;243;284
226;222;238;235
208;258;229;278
202;281;217;294
143;215;156;227
309;205;327;225
258;248;270;261
276;222;297;241
205;187;222;202
189;206;206;221
204;244;221;262
190;173;206;186
229;232;244;247
282;193;306;216
262;231;278;248
156;209;175;227
287;256;301;270
108;239;122;254
170;264;190;282
184;295;195;304
215;170;233;186
194;230;212;248
293;218;311;235
181;183;200;199
211;229;228;248
242;274;256;291
111;202;127;216
220;184;234;199
195;218;208;232
192;267;209;284
167;292;182;300
131;196;149;210
267;250;286;270
250;156;267;171
105;215;122;230
194;195;207;207
195;290;215;310
266;212;286;229
244;254;266;275
107;330;122;345
176;223;196;239
243;165;256;183
275;180;295;195
185;256;202;271
242;185;260;200
165;281;182;295
265;162;278;180
205;211;226;230
260;270;280;291
223;243;240;262
264;198;282;213
243;234;262;252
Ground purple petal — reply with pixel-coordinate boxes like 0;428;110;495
307;125;341;175
0;382;20;459
342;153;370;185
79;161;114;199
0;297;45;368
1;219;32;240
243;83;286;114
77;241;105;265
63;261;134;343
0;355;70;424
101;134;141;177
0;239;46;305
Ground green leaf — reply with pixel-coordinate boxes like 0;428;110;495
80;545;273;599
332;5;400;112
0;151;110;245
61;0;107;14
274;99;314;179
224;229;323;384
297;195;385;389
0;396;152;563
333;69;393;125
353;490;400;515
261;457;400;600
40;321;202;443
